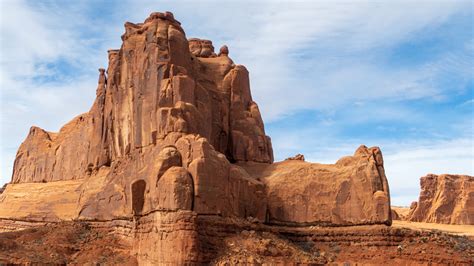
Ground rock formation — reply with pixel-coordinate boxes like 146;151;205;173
408;174;473;225
391;206;411;220
391;209;401;220
241;146;391;226
8;11;273;221
0;12;396;264
285;153;305;161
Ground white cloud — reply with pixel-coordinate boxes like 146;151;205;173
0;0;104;184
0;0;75;77
384;138;474;206
0;74;97;184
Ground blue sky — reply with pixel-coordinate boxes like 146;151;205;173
0;0;472;206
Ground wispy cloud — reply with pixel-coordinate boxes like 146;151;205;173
0;0;105;181
384;138;474;206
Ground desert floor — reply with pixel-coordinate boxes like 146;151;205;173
392;220;474;237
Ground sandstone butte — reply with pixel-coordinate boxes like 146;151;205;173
406;174;474;225
0;12;472;265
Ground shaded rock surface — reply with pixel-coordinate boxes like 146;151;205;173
391;209;401;220
408;174;474;225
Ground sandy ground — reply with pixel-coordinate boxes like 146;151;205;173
392;220;474;237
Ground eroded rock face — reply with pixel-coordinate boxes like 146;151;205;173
240;145;391;226
408;174;474;225
0;11;399;264
188;38;217;58
8;11;274;221
12;12;273;186
2;9;391;238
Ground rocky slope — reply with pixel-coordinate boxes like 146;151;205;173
1;217;472;265
408;174;473;225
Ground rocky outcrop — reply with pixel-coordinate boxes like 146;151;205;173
8;11;273;221
0;11;396;264
12;12;273;186
391;206;411;220
188;38;217;58
391;209;400;220
3;10;389;226
285;153;305;161
408;174;473;225
241;145;391;226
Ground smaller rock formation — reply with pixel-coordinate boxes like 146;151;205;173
241;145;391;226
391;206;411;220
391;209;400;220
285;154;305;161
218;45;229;57
188;38;217;58
407;201;418;219
408;174;473;225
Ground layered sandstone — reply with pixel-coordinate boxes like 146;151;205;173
1;11;390;226
8;11;272;221
241;145;391;226
1;216;472;265
0;11;396;264
408;174;473;225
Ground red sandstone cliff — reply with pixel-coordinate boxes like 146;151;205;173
408;174;473;225
9;12;272;221
0;11;397;264
1;11;391;226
